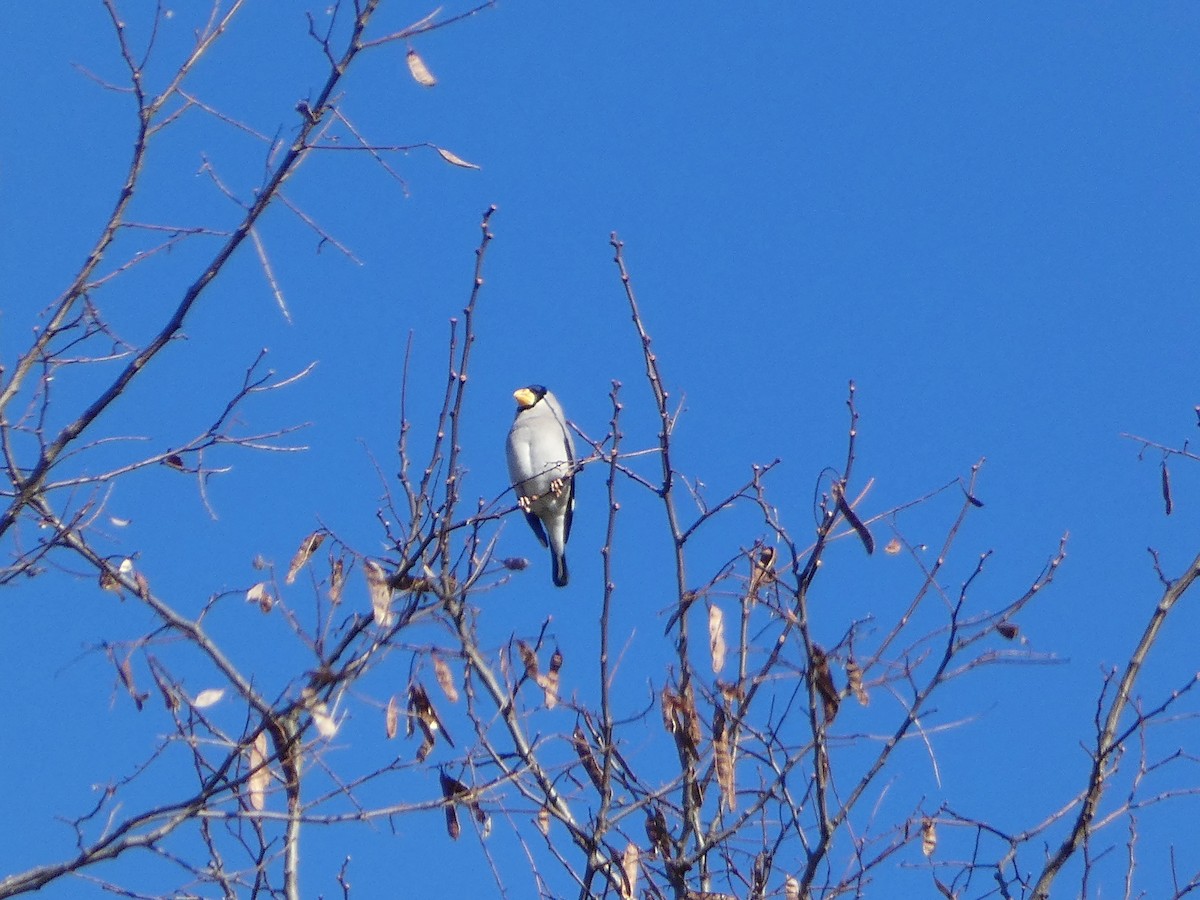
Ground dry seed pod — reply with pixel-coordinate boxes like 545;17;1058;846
385;695;400;739
364;560;393;627
748;544;777;599
621;842;639;900
996;621;1019;640
517;641;540;680
712;705;736;811
571;725;604;792
406;48;437;87
1162;459;1173;515
921;816;937;857
433;653;459;703
810;645;840;724
247;732;269;811
833;481;874;554
846;657;869;707
435;146;480;169
708;603;726;674
328;557;345;604
645;806;670;859
285;531;325;585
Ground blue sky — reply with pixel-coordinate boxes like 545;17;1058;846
2;3;1199;897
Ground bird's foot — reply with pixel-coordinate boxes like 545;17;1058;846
549;477;565;496
517;495;532;512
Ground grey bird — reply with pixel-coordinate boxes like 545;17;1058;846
506;385;576;587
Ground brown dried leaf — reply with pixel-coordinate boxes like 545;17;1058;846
536;805;551;836
540;669;560;709
385;695;400;739
708;603;726;674
286;531;325;585
810;645;840;724
328;557;345;604
247;732;269;811
921;816;937;857
163;453;185;470
996;620;1020;640
712;705;736;811
572;725;604;792
784;876;800;900
406;48;437;87
680;683;703;755
433;653;459;703
133;571;151;599
621;842;639;900
364;560;393;627
148;659;179;711
846;657;869;707
884;537;902;555
435;146;480;170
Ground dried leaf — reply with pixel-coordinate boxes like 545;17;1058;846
1162;459;1173;516
385;695;400;739
933;875;957;900
148;658;178;711
364;560;394;627
708;603;726;674
247;732;269;811
884;537;902;555
193;688;225;709
995;620;1019;640
109;516;130;527
921;816;937;857
435;146;480;170
572;725;604;792
163;453;185;470
406;48;437;87
661;686;679;734
134;571;151;599
536;805;551;836
810;645;839;724
286;531;325;585
784;876;800;900
100;570;122;596
833;481;874;554
680;684;703;755
712;705;736;811
433;653;459;703
621;842;639;900
246;581;273;613
328;557;345;604
846;657;869;707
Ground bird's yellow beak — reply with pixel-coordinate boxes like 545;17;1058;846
513;388;537;409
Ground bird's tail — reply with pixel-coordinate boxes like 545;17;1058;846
551;546;569;588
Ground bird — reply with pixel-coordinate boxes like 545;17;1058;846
506;385;576;587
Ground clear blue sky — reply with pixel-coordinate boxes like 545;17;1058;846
2;3;1198;897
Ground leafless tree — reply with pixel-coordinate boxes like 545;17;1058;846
4;3;1200;899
